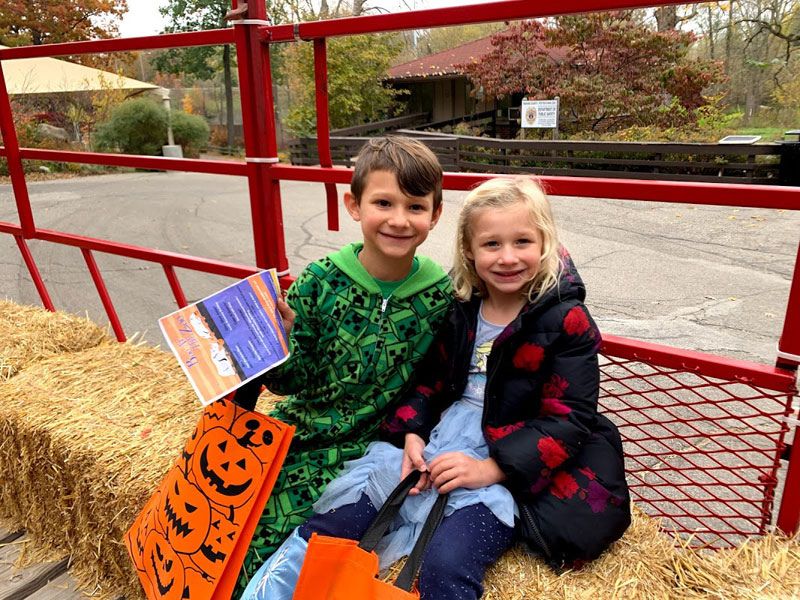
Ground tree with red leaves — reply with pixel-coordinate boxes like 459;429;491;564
461;13;725;133
0;0;126;47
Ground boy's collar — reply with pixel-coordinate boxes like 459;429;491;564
328;243;448;298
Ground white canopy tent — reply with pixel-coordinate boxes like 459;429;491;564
0;44;158;95
0;45;183;155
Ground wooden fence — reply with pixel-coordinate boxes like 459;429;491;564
288;130;787;184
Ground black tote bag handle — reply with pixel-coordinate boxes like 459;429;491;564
357;469;449;592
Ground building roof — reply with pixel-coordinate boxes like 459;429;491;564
387;35;496;81
0;45;158;95
387;32;566;83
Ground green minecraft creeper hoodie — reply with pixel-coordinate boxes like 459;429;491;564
236;242;451;594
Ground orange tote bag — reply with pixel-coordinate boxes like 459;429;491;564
293;470;448;600
125;397;294;600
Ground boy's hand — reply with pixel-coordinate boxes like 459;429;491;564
276;298;296;335
401;433;430;495
428;452;506;494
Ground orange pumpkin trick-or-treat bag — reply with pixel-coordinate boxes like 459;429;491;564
125;397;294;600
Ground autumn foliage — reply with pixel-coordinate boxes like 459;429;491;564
0;0;127;46
461;13;725;133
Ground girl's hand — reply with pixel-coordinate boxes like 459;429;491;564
401;433;430;495
276;298;296;335
428;452;506;494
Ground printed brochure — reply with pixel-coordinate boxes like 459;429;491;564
159;270;289;405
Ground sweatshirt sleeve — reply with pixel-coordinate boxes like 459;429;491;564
489;303;602;497
260;268;322;396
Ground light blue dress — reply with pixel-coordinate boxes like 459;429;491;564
241;308;515;600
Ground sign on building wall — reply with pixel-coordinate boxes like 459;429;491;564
521;99;559;129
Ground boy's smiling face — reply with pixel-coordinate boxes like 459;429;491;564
344;169;441;281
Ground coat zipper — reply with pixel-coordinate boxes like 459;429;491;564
369;294;391;368
521;503;552;560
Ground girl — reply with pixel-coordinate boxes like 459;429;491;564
241;177;631;600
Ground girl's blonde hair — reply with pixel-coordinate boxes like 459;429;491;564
452;177;562;303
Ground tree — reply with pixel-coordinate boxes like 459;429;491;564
283;33;405;136
155;0;240;150
93;96;209;156
0;0;127;47
154;0;322;150
461;14;725;134
94;97;169;155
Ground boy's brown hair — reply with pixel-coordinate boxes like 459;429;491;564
350;136;443;210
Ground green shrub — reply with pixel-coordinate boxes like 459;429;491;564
93;98;168;155
170;112;210;158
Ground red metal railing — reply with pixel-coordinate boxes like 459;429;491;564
0;0;798;544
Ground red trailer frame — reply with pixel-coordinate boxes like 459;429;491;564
1;0;798;547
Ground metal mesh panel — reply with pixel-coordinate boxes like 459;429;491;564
599;354;795;548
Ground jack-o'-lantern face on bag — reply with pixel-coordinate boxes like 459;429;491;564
204;398;237;429
190;510;238;576
158;468;212;554
128;490;162;572
144;530;185;600
183;567;211;599
126;398;294;600
231;413;278;464
192;429;263;508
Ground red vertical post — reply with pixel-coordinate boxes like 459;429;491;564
777;421;800;535
313;38;340;231
81;248;126;342
163;264;188;307
0;62;36;238
777;242;800;371
14;235;54;311
233;0;289;273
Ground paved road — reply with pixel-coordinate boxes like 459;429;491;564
1;171;799;365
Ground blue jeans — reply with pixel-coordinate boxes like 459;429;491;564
241;493;514;600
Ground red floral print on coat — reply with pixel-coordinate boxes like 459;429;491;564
563;306;590;336
513;343;545;372
579;466;596;481
586;480;611;513
396;405;417;421
415;385;434;397
542;374;569;399
486;421;524;443
538;436;568;469
540;397;571;417
551;471;580;499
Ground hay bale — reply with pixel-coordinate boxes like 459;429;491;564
0;300;109;380
480;508;799;599
0;340;282;600
380;507;799;599
0;306;796;599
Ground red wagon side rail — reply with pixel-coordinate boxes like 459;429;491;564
1;0;798;548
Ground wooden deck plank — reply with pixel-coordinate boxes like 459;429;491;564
0;536;69;600
0;533;23;547
25;573;84;600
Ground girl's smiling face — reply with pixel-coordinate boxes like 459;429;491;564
465;202;542;303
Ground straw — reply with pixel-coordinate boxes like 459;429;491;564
0;338;278;599
382;507;799;600
0;302;797;599
0;299;108;380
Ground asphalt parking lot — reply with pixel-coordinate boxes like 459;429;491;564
2;170;798;366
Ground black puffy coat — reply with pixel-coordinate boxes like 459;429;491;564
381;254;631;567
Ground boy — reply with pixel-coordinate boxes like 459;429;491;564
233;136;452;596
